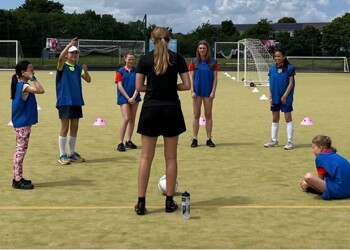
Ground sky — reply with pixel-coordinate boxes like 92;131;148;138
1;0;350;34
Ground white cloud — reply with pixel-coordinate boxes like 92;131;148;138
7;0;346;33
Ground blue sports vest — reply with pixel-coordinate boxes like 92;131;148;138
12;81;38;128
56;63;84;107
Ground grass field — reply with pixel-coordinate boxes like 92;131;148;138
1;70;350;248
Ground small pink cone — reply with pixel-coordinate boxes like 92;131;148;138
300;117;314;126
199;116;206;126
93;117;107;126
8;120;13;126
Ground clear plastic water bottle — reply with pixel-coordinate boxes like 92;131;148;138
181;191;190;220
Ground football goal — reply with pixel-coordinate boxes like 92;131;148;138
0;40;24;70
286;56;349;73
42;38;145;68
237;38;275;87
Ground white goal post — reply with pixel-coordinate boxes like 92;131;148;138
0;40;24;70
237;38;275;87
286;56;349;73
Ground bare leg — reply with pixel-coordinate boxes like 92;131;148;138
203;97;214;139
137;135;158;197
163;136;179;196
119;104;130;143
127;103;139;141
192;96;202;139
300;172;326;193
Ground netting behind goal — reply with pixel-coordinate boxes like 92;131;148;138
0;40;24;70
214;42;238;59
237;38;275;86
42;38;145;68
287;56;349;73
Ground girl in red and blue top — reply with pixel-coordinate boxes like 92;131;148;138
11;60;45;189
188;40;219;148
115;52;141;152
300;135;350;200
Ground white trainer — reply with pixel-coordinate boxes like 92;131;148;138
284;142;294;150
264;140;279;148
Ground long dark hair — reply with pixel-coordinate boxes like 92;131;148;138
11;60;31;99
274;48;290;66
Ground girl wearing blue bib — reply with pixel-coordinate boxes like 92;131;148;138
11;61;45;189
56;37;92;165
264;49;295;150
300;135;350;200
115;52;141;152
188;40;219;148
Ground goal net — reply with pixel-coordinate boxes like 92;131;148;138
214;42;238;59
42;38;145;67
286;56;349;73
237;38;275;86
0;40;24;70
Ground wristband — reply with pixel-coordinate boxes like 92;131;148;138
30;76;37;81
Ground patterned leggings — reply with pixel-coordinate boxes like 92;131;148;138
13;126;31;181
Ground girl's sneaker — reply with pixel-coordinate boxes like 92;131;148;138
125;140;137;149
69;152;85;162
12;179;34;190
58;154;70;165
284;142;294;150
264;140;279;148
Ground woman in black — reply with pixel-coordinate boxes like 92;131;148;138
135;27;190;215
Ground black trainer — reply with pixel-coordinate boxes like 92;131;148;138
206;139;216;147
117;143;126;152
135;202;146;215
125;140;137;149
191;139;198;148
165;200;178;213
12;179;34;190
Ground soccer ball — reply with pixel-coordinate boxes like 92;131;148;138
158;175;178;195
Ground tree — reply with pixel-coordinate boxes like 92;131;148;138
242;18;274;40
289;25;322;56
19;0;64;13
221;20;236;36
277;17;297;23
322;12;350;56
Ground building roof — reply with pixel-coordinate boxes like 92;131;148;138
219;22;330;32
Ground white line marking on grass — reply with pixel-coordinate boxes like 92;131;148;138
1;205;350;210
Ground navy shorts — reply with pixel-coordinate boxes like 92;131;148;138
58;106;83;119
270;103;293;112
137;105;186;137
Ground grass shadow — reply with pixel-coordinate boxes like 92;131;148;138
192;196;253;206
35;177;94;188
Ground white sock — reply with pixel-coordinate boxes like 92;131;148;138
287;121;294;143
271;122;279;142
68;136;77;156
59;136;67;156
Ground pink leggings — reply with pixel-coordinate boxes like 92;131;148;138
13;126;31;181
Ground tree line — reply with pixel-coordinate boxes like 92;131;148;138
0;0;349;58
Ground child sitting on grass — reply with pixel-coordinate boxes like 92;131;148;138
300;135;350;200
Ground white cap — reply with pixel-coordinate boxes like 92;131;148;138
68;46;79;53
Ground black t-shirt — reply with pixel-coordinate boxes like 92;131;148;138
136;50;188;106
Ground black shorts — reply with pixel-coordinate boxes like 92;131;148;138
137;105;186;137
58;106;83;119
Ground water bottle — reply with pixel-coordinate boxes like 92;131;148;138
181;191;190;220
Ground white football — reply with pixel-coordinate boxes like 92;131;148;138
158;175;178;195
